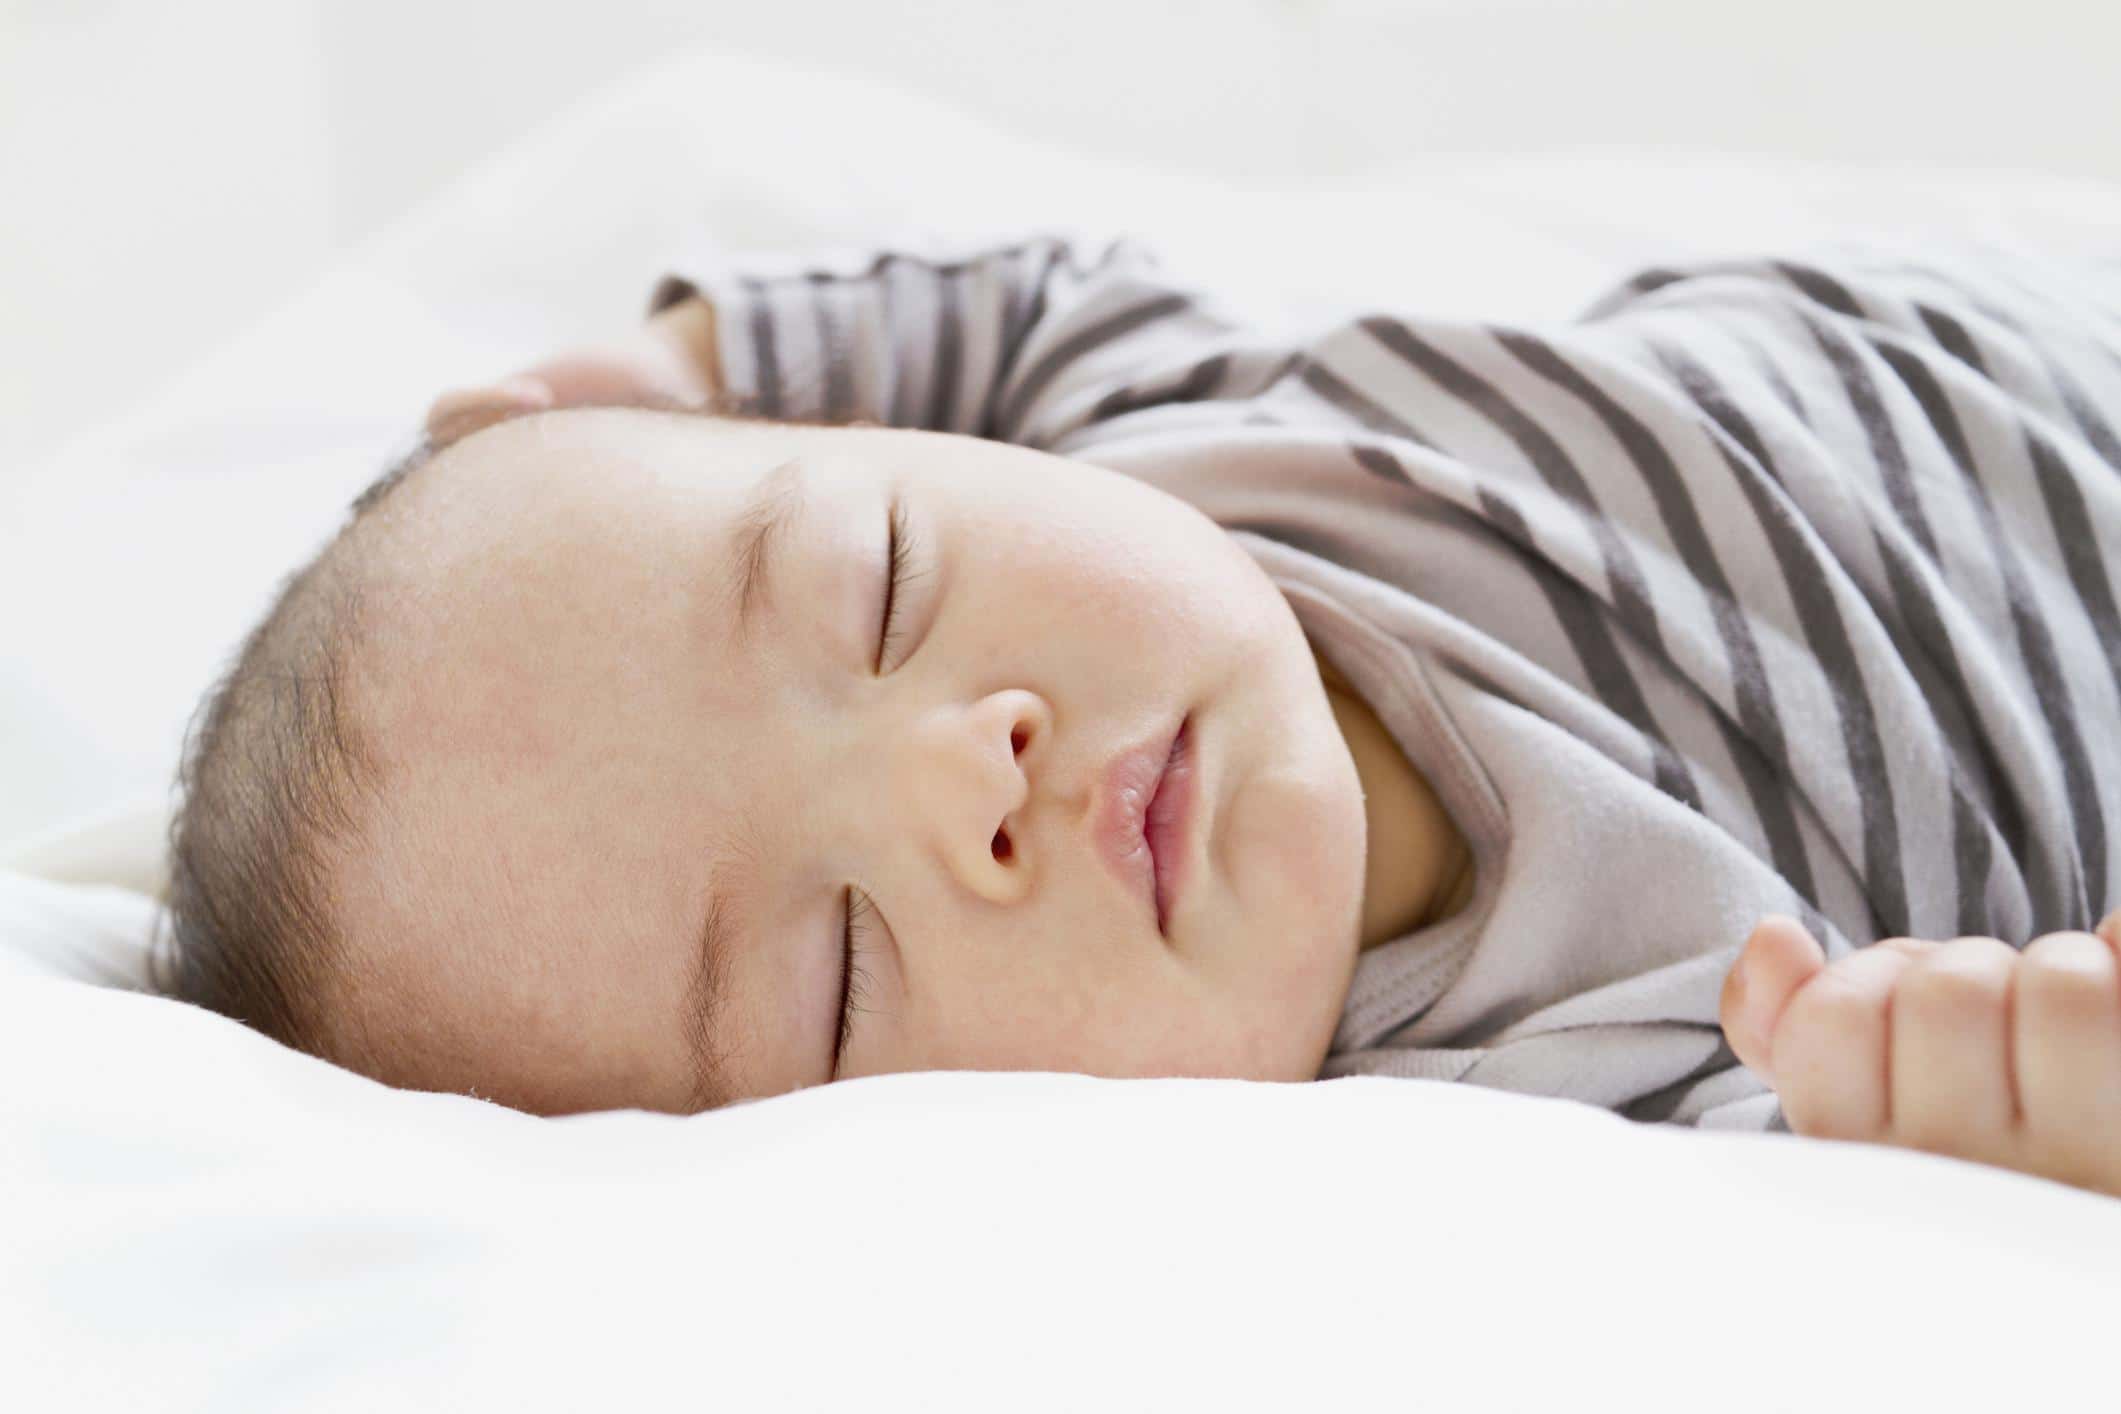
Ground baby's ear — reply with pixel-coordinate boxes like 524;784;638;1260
425;376;555;447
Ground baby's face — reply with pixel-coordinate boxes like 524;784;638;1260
332;408;1366;1114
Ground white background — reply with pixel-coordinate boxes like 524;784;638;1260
4;0;2119;477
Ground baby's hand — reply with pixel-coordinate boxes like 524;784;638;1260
1719;908;2121;1199
424;295;723;447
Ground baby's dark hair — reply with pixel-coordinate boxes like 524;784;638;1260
148;431;436;1061
148;395;843;1077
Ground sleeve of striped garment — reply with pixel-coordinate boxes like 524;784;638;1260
642;231;1268;445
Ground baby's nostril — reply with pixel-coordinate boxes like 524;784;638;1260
1010;727;1028;756
992;828;1013;862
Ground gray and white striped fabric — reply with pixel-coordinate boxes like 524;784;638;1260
649;232;2121;1131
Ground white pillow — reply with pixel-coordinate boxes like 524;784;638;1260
0;870;156;991
9;49;2121;1409
7;974;2120;1410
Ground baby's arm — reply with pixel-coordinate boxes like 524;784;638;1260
1720;909;2121;1198
430;231;1278;450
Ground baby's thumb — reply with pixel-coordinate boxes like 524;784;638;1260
1720;915;1826;1083
2098;906;2121;950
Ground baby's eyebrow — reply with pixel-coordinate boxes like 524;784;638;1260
721;456;809;649
680;818;768;1112
681;877;738;1112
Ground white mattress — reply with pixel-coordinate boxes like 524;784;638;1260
7;47;2121;1412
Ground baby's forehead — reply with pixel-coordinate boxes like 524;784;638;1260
422;408;822;540
345;404;886;777
354;416;683;587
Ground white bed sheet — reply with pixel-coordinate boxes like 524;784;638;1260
7;47;2121;1412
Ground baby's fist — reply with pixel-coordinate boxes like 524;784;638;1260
1720;908;2121;1199
424;296;723;448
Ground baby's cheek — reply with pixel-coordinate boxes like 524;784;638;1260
1219;718;1366;928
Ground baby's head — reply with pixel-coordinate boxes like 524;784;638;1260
154;404;1367;1114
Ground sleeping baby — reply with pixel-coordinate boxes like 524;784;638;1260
153;232;2121;1199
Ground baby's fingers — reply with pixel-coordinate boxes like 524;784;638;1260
2014;924;2121;1190
1774;940;1948;1141
425;376;553;446
1720;915;1826;1079
1888;936;2019;1161
1722;916;1941;1142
